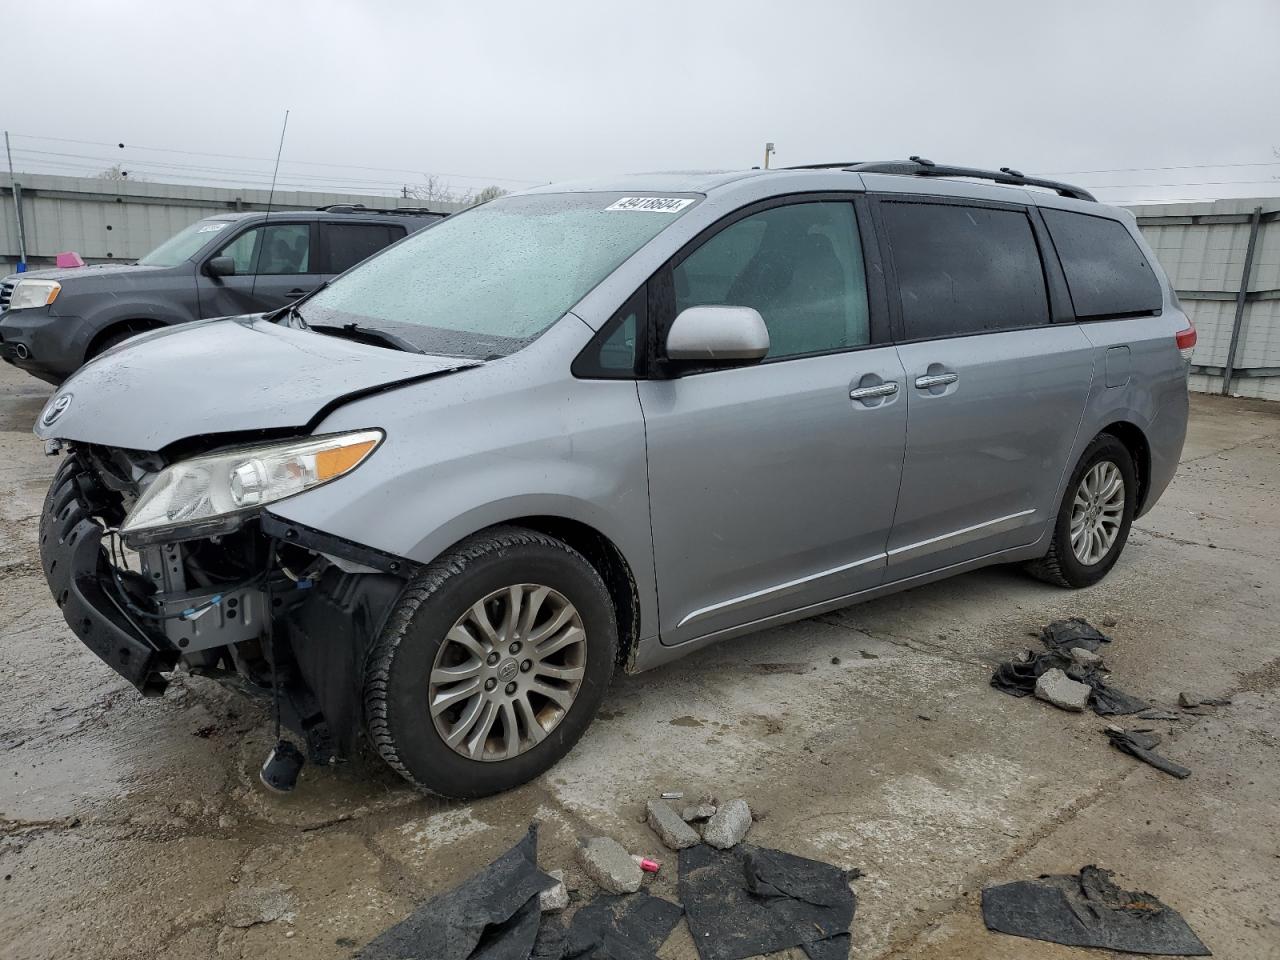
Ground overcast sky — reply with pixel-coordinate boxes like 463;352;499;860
5;0;1279;204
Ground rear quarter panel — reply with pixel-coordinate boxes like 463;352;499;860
1031;199;1190;519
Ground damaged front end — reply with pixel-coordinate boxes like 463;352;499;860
39;443;412;763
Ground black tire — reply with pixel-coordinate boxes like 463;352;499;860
1028;434;1137;588
364;525;617;798
89;326;147;360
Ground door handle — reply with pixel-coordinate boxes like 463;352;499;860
287;288;307;298
914;373;958;389
849;382;899;401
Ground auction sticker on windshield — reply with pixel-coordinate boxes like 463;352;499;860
605;197;695;213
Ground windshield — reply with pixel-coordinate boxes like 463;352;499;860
138;219;235;267
301;192;698;358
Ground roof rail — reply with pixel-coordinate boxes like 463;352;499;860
783;156;1097;202
316;203;445;216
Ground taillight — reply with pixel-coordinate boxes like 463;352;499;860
1175;322;1197;363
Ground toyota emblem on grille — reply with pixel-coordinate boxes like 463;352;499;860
42;393;73;426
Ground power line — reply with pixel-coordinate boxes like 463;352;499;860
1085;178;1279;190
12;147;427;188
9;156;416;195
7;132;542;185
1046;160;1280;177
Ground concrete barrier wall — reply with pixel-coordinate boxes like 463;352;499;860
1;172;462;273
1133;198;1280;401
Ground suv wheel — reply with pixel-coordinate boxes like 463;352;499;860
364;526;617;798
1028;434;1137;588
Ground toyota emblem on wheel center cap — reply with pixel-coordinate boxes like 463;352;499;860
497;659;519;683
41;393;73;426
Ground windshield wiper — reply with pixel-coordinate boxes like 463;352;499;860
276;303;309;329
265;280;331;324
310;323;426;355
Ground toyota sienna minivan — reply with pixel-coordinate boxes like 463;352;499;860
34;159;1193;797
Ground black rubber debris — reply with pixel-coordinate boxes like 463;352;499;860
529;914;568;960
532;891;682;960
982;865;1210;955
1040;616;1113;654
678;843;856;960
1106;728;1192;779
991;618;1147;716
358;824;556;960
1089;679;1151;716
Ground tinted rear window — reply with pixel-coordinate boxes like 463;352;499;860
1040;209;1162;319
881;201;1049;340
324;223;405;273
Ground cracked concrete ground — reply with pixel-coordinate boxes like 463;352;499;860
1;358;1278;959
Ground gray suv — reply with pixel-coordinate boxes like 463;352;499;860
33;160;1193;798
0;205;442;384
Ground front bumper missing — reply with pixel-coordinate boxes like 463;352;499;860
39;466;177;695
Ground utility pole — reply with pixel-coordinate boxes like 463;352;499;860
5;131;28;271
763;142;776;169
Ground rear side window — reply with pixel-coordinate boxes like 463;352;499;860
881;202;1049;340
1040;209;1162;319
324;223;405;273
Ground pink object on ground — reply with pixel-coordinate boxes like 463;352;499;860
637;857;661;873
55;252;86;268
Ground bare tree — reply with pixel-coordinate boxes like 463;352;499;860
402;177;510;208
95;163;141;181
403;175;468;205
470;185;508;205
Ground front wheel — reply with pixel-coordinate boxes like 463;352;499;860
1027;434;1137;588
364;526;617;798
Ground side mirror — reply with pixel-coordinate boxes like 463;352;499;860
666;306;769;363
205;256;236;278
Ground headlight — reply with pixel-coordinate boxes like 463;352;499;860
8;279;61;310
121;429;383;544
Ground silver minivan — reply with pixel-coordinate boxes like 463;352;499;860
35;160;1193;797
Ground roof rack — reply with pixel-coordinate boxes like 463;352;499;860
316;203;445;216
783;156;1096;202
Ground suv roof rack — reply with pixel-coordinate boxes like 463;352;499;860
784;156;1096;202
316;203;445;216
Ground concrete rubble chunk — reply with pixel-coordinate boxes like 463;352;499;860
577;837;642;894
647;800;701;850
1069;647;1103;668
224;881;294;928
539;869;569;912
1035;668;1091;712
681;803;717;823
702;799;752;849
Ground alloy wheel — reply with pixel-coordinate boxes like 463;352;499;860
1070;460;1125;566
428;584;587;762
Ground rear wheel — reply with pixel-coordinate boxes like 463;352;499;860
1028;434;1137;588
364;526;617;798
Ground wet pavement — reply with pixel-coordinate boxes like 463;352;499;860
2;359;1278;959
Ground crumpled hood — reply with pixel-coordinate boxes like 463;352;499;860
34;316;481;450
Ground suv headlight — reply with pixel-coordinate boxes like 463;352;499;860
121;430;383;544
8;279;61;310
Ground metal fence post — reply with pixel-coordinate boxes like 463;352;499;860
1222;206;1263;396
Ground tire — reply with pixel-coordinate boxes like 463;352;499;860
89;326;148;360
364;525;617;798
1028;434;1137;589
